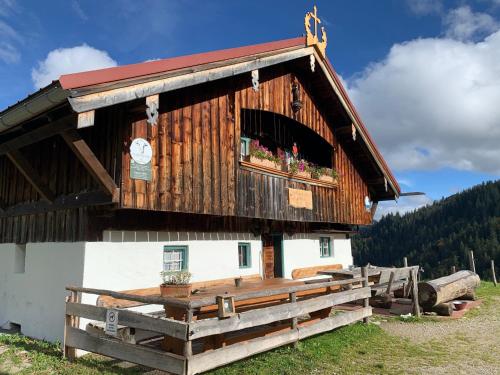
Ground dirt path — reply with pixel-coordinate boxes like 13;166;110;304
379;296;500;375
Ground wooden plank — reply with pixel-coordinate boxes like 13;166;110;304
297;306;371;339
66;285;191;308
69;48;312;112
189;287;371;339
6;150;55;202
188;307;371;374
65;302;188;340
65;327;185;374
77;110;95;129
188;277;364;309
61;130;119;202
291;264;342;280
0;114;76;155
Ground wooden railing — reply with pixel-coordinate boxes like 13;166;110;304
64;275;372;375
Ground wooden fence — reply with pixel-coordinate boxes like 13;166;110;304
64;276;372;375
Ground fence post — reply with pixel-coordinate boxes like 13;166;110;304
183;309;194;359
63;290;78;360
289;292;298;347
410;269;421;318
469;250;476;273
492;260;497;287
361;266;370;324
451;265;456;274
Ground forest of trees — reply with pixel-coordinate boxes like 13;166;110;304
352;180;500;280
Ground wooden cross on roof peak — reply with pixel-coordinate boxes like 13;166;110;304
304;5;328;59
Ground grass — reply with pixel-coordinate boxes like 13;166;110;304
0;282;498;375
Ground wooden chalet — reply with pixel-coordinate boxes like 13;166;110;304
0;7;400;368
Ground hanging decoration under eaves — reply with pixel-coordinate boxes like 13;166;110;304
304;5;327;59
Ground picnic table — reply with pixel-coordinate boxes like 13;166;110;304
317;267;384;279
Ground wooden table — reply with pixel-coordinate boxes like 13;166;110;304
317;267;383;279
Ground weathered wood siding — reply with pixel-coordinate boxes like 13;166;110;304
121;66;371;225
0;106;125;242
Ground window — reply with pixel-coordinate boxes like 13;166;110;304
238;243;252;268
163;246;188;271
320;237;331;257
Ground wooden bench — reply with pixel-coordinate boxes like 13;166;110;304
96;274;263;309
291;264;343;280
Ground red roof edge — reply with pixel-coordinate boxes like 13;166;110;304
60;37;306;90
324;59;401;195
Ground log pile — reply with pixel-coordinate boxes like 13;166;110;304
418;270;480;315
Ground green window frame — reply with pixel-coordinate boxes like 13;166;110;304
163;246;188;271
238;242;252;268
319;237;331;258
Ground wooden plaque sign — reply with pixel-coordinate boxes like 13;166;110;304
288;188;313;209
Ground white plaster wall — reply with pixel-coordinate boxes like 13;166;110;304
0;243;86;342
81;233;262;306
282;233;353;279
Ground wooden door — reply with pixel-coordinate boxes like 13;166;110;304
262;236;274;279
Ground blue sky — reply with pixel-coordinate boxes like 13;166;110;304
1;0;500;217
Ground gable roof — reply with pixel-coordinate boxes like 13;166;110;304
0;36;400;197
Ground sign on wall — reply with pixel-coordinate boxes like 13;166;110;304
288;188;313;209
130;138;152;181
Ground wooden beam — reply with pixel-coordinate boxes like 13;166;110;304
77;110;95;129
68;47;312;113
0;190;114;218
61;130;119;202
0;114;76;155
6;150;55;202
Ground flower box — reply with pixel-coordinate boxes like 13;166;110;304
248;155;280;170
295;170;311;179
160;283;192;298
319;175;335;183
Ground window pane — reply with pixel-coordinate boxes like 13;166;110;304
238;243;250;268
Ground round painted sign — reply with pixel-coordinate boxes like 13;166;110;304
130;138;152;165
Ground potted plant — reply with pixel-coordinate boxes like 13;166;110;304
289;159;310;178
159;270;192;298
308;164;326;180
247;139;281;170
321;168;338;183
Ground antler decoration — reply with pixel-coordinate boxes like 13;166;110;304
304;5;328;58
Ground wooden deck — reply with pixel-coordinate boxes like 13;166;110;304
64;274;373;374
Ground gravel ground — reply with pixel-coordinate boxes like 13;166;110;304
380;296;500;375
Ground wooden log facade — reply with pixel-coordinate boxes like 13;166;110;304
122;66;371;224
0;49;391;243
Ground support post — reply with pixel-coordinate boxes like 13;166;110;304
183;309;194;359
61;130;119;202
289;292;298;347
63;290;78;360
410;269;421;318
492;260;497;287
451;265;456;274
361;266;370;323
469;250;476;273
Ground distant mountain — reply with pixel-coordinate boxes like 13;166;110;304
352;180;500;280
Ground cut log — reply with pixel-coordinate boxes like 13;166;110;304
418;270;480;309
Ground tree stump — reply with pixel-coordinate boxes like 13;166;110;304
418;270;480;309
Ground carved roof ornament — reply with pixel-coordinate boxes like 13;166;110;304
304;5;327;58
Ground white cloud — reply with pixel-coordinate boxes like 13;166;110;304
407;0;443;15
345;27;500;175
374;195;433;220
0;41;19;63
0;4;22;64
444;6;498;41
0;0;16;17
31;44;117;88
